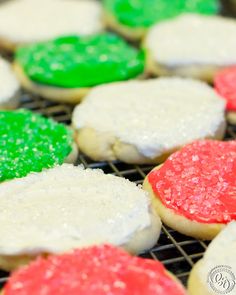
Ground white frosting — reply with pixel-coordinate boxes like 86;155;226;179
72;78;225;158
0;164;151;255
197;222;236;294
0;57;19;102
145;14;236;67
0;0;103;44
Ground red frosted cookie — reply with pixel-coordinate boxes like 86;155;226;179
214;67;236;123
3;245;187;295
143;140;236;240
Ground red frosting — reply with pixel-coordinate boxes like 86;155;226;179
214;66;236;111
148;140;236;224
4;245;186;295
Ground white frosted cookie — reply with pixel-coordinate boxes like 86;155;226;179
0;164;161;271
0;0;103;51
72;78;226;164
145;14;236;82
0;57;20;109
188;222;236;295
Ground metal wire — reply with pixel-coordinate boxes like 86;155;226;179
0;91;229;287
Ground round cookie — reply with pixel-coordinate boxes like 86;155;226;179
0;164;161;271
143;140;236;240
0;0;103;52
14;33;145;103
214;66;236;124
72;78;226;164
145;14;236;82
2;245;186;295
0;57;20;109
104;0;219;40
188;222;236;295
0;109;77;182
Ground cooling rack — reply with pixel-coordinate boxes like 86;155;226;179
0;92;235;288
0;0;235;289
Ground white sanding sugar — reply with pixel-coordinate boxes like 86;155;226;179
145;14;236;67
72;78;225;158
0;164;151;255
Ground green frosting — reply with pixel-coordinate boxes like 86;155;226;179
104;0;219;28
0;109;73;182
16;34;145;88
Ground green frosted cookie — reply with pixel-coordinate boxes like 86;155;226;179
104;0;219;29
16;34;145;88
0;109;73;181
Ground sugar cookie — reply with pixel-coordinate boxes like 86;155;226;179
0;109;77;182
2;245;186;295
188;222;236;295
0;57;20;109
143;140;236;240
0;0;103;52
145;14;236;82
214;66;236;124
72;78;225;164
14;33;145;103
104;0;219;40
0;164;161;271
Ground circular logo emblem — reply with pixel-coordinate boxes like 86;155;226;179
208;265;236;294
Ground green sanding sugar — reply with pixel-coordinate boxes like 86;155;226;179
16;34;145;88
0;109;73;182
104;0;219;28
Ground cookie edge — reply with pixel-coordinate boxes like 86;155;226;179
143;166;225;240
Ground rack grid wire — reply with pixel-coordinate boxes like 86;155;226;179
0;91;235;288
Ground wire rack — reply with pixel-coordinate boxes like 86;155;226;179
0;91;235;289
0;0;235;290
